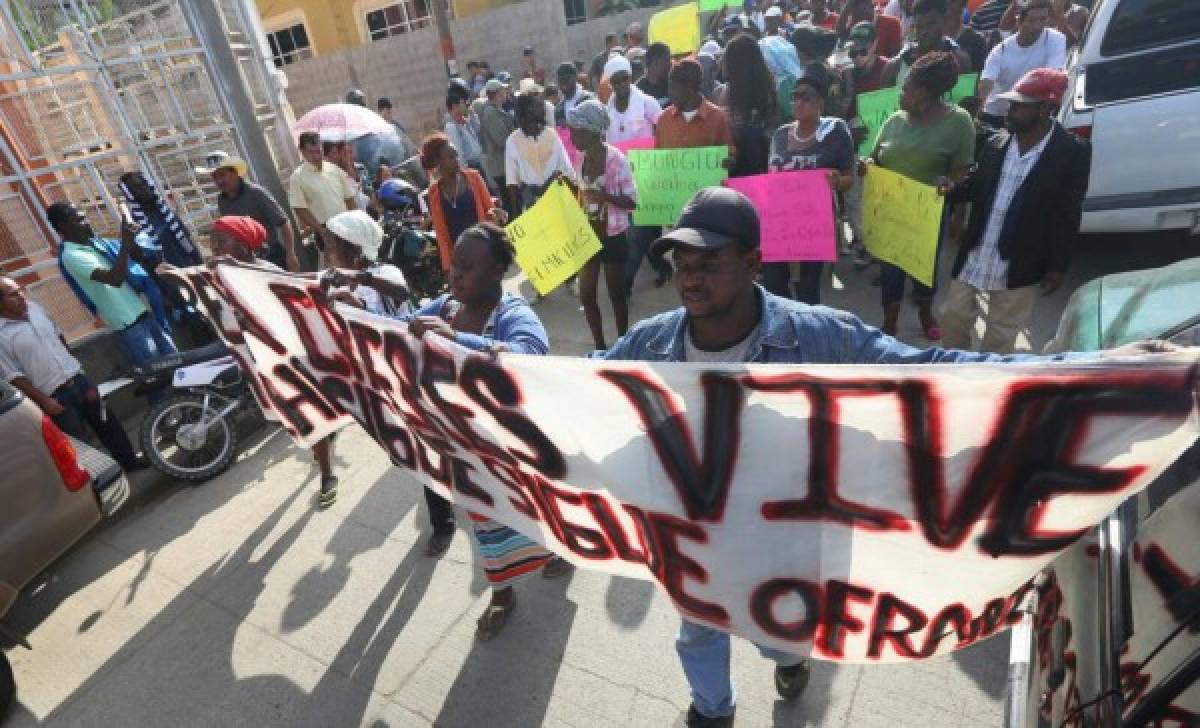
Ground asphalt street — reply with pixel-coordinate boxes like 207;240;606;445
4;230;1194;727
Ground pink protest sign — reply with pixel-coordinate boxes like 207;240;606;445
726;170;836;263
557;127;581;168
613;136;656;155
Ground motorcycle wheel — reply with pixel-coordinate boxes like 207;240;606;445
140;392;238;483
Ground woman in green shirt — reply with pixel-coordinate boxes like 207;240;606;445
867;52;974;340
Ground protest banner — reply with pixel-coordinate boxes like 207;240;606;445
613;136;655;155
855;86;900;156
648;2;701;56
628;146;728;226
855;74;979;155
861;165;943;287
698;0;741;10
505;179;602;295
170;262;1200;663
726;170;836;262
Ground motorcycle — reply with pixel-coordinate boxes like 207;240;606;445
104;341;257;482
376;178;447;304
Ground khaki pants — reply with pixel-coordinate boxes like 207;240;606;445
940;278;1038;354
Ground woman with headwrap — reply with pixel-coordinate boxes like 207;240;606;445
321;209;413;319
565;100;636;349
504;91;575;215
864;51;974;340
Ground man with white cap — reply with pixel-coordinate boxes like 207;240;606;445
198;151;296;271
940;67;1090;354
478;78;516;198
604;54;662;144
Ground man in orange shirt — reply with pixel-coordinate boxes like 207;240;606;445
655;59;734;150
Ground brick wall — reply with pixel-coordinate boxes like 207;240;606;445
277;0;673;140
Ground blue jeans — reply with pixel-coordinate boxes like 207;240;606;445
52;373;138;467
676;619;805;719
117;314;177;368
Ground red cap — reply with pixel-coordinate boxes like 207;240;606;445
996;67;1069;105
212;215;267;251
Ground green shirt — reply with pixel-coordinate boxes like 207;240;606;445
872;106;976;186
60;242;147;330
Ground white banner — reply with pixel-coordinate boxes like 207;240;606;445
171;264;1200;663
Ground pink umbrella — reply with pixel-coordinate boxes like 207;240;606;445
293;103;393;141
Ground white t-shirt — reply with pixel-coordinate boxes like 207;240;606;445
981;29;1068;116
607;87;663;143
357;263;413;318
684;324;761;363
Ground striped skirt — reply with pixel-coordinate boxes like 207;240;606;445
469;513;553;589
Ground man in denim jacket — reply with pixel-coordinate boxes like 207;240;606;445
597;187;1162;727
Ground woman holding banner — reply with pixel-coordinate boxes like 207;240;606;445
864;51;974;340
565;100;637;349
405;223;572;639
767;64;857;305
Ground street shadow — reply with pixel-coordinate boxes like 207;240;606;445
950;629;1010;700
604;575;654;629
432;569;578;727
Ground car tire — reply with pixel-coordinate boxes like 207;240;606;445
140;392;238;483
0;650;14;722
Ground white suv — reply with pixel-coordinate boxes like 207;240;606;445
1059;0;1200;234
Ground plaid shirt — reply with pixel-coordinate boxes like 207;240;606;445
959;131;1051;291
574;144;638;236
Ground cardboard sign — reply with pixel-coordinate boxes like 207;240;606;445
698;0;742;10
613;136;656;155
173;262;1200;663
726;170;836;262
856;73;980;155
506;179;603;294
628;146;728;226
861;165;944;287
648;2;701;56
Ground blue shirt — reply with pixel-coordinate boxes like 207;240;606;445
410;293;549;355
598;285;1088;365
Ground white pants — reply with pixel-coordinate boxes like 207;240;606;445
940;278;1038;354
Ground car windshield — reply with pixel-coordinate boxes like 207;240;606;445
1101;0;1200;56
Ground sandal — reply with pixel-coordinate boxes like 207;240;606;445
475;592;516;641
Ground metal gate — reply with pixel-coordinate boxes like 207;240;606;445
0;0;294;341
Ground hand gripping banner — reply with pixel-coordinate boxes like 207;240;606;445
169;263;1200;663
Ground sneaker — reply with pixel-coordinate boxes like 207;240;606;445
426;530;454;557
683;705;734;728
775;661;811;701
317;476;338;508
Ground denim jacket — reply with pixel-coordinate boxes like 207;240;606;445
599;285;1086;365
410;292;549;356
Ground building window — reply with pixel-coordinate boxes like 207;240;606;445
266;23;313;67
365;0;453;40
564;0;587;25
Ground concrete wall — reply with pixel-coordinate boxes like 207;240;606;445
276;0;671;139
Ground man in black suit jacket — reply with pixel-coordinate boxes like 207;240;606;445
940;67;1091;353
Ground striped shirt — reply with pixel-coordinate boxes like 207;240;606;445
959;130;1052;291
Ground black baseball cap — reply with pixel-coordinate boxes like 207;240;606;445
651;187;760;256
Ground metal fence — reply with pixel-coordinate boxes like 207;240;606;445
0;0;292;341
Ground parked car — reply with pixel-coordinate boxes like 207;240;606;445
0;379;130;720
1059;0;1200;234
1004;258;1200;727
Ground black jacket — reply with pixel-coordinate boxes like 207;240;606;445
950;123;1091;289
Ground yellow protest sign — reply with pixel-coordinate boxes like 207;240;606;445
861;166;944;288
506;180;603;295
648;2;701;56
